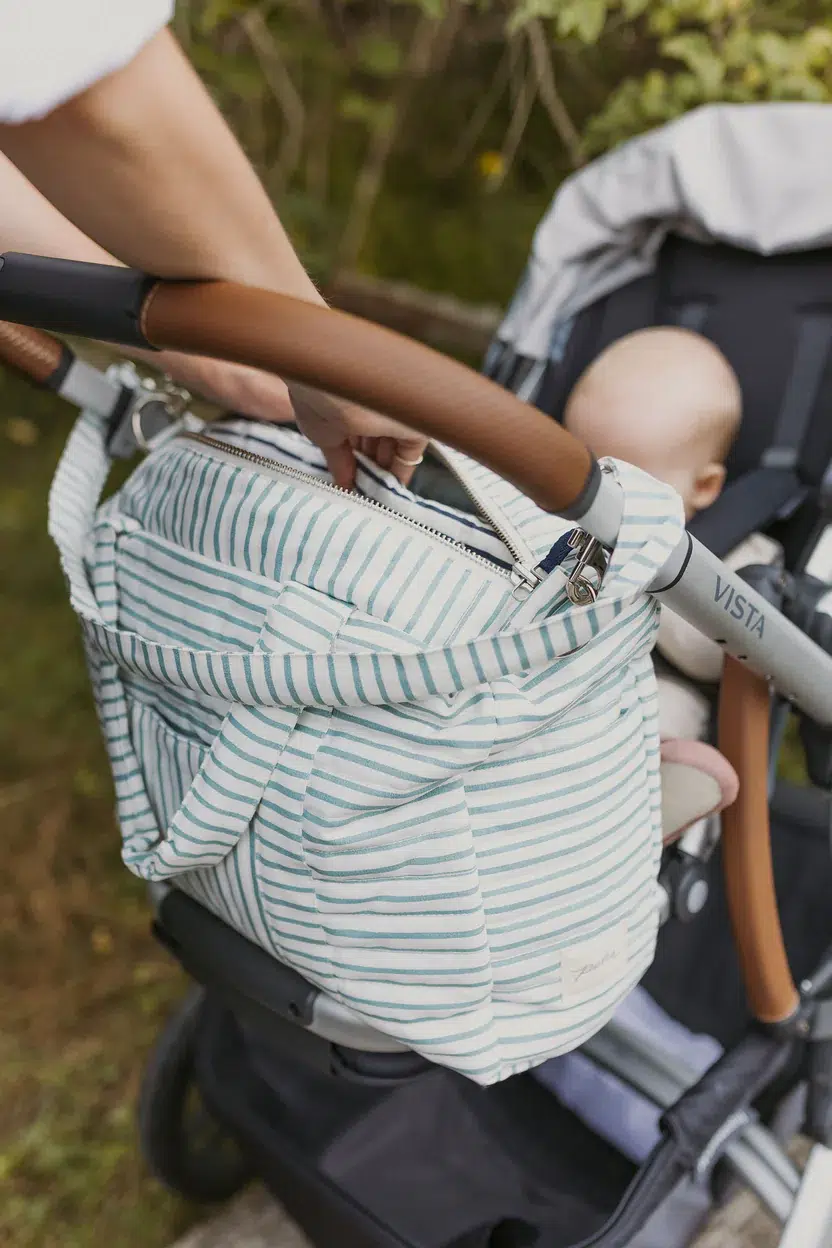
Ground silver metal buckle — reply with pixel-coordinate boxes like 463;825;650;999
130;376;192;450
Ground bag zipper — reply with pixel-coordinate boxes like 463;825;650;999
124;370;603;602
181;431;537;591
428;443;544;596
430;443;610;604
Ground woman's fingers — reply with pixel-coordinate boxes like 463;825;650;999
351;435;426;486
289;383;427;488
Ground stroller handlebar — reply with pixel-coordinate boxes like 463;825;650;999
0;252;601;523
0;254;829;723
0;315;72;390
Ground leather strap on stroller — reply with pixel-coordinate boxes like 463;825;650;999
720;657;801;1024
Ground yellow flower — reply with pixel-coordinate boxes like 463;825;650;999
91;925;114;955
4;416;38;446
477;150;505;181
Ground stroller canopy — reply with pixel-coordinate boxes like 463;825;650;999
497;103;832;364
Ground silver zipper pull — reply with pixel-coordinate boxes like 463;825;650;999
565;531;608;605
510;563;545;600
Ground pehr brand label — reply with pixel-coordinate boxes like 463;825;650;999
714;575;766;639
561;924;628;1001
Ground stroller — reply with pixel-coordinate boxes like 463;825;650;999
4;100;832;1248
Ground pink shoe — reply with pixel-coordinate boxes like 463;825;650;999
660;739;740;843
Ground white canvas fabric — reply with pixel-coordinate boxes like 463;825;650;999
497;102;832;364
49;400;683;1083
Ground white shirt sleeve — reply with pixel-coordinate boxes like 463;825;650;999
0;2;174;124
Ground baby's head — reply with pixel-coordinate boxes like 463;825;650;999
564;328;741;520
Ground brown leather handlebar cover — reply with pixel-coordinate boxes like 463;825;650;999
141;281;597;517
0;319;66;385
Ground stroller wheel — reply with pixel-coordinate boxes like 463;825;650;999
138;987;253;1203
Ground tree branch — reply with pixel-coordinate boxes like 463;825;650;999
439;46;512;176
525;19;586;168
327;271;500;356
335;8;455;273
489;39;535;190
240;6;306;190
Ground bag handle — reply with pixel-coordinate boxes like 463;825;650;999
50;405;681;711
84;521;351;883
118;612;348;882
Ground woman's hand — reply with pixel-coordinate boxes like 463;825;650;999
288;382;428;489
153;356;427;490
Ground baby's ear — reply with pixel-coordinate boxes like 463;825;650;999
691;463;726;512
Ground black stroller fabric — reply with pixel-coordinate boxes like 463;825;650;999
487;235;832;566
646;784;832;1048
195;1004;789;1248
319;1072;623;1246
202;1010;695;1248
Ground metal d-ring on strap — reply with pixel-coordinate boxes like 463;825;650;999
130;375;193;450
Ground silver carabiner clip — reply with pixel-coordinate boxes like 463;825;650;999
565;531;607;605
131;376;193;450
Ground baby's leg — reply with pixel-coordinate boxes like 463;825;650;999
656;669;711;741
655;670;737;840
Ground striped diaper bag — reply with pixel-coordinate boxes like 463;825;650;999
50;395;683;1084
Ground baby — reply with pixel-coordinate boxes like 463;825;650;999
564;326;781;743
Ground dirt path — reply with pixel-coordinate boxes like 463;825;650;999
170;1184;784;1248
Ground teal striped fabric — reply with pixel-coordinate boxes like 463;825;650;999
50;406;684;1084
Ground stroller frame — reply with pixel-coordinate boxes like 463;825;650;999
3;251;832;1246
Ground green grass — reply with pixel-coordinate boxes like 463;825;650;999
0;371;198;1248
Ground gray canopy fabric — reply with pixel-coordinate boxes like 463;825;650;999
497;103;832;363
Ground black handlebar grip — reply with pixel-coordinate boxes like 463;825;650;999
0;253;157;348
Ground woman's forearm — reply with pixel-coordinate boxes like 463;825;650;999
0;29;322;302
0;150;296;419
0;148;115;265
0;28;422;476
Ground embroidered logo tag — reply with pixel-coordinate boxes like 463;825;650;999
561;924;628;1001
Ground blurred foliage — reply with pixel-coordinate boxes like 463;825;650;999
172;0;832;301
